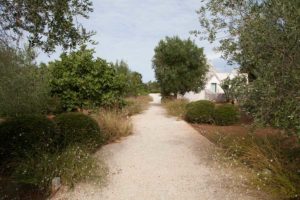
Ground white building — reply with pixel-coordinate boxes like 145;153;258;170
180;64;245;102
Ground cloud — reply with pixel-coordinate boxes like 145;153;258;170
37;0;232;82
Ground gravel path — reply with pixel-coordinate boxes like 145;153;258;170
54;94;266;200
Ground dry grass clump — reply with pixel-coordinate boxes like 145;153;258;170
202;130;300;199
124;95;153;116
95;109;133;143
162;99;188;118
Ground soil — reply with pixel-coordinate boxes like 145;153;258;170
53;94;268;200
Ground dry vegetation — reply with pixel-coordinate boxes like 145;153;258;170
95;109;133;143
124;95;153;116
163;99;300;199
162;99;188;118
193;124;300;199
94;95;152;143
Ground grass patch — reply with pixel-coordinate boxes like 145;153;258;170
194;124;300;199
162;99;188;118
95;109;133;143
124;95;152;116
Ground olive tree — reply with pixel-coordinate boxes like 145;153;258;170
0;0;94;52
196;0;300;134
152;36;208;98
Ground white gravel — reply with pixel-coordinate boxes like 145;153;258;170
53;94;267;200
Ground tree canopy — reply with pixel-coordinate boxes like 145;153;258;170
196;0;300;134
113;60;147;96
0;0;94;52
49;46;125;111
152;36;208;97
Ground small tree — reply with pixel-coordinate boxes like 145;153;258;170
220;76;247;104
49;46;125;111
152;36;208;98
0;45;50;117
113;60;146;96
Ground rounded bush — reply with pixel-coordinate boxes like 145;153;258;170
0;115;57;164
185;100;215;123
54;112;103;150
214;104;239;125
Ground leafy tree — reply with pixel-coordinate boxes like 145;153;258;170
196;0;300;134
152;36;208;98
0;45;50;117
146;81;160;93
113;60;147;96
0;0;94;52
49;46;125;111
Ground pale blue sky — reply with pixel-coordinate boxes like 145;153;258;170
37;0;232;82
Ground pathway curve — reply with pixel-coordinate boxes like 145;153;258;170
54;94;266;200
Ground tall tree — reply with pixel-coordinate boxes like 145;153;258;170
0;0;94;52
152;36;208;98
196;0;300;134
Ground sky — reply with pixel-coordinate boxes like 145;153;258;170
37;0;233;82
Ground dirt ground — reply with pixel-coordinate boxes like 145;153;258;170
53;94;268;200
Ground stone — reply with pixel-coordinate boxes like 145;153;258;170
51;177;61;193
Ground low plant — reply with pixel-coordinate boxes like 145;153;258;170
185;100;215;123
5;146;106;198
206;132;300;199
162;99;188;118
214;104;239;125
95;109;132;143
0;115;57;167
54;112;103;151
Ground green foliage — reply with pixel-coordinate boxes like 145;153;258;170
8;146;104;197
239;79;300;134
0;113;107;198
0;45;51;117
49;46;125;111
185;100;215;123
0;115;57;167
196;0;300;135
0;0;94;52
146;81;160;93
152;36;208;97
214;104;239;125
220;76;248;103
54;112;103;150
113;60;147;96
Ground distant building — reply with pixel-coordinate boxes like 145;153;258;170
179;64;247;102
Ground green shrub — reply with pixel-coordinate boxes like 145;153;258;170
54;112;103;150
0;115;57;166
12;146;104;192
185;100;215;123
46;96;64;114
49;47;126;111
214;104;239;125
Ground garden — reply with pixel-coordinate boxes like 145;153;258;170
0;45;151;199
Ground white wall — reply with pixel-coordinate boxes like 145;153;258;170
181;74;226;102
205;75;224;94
